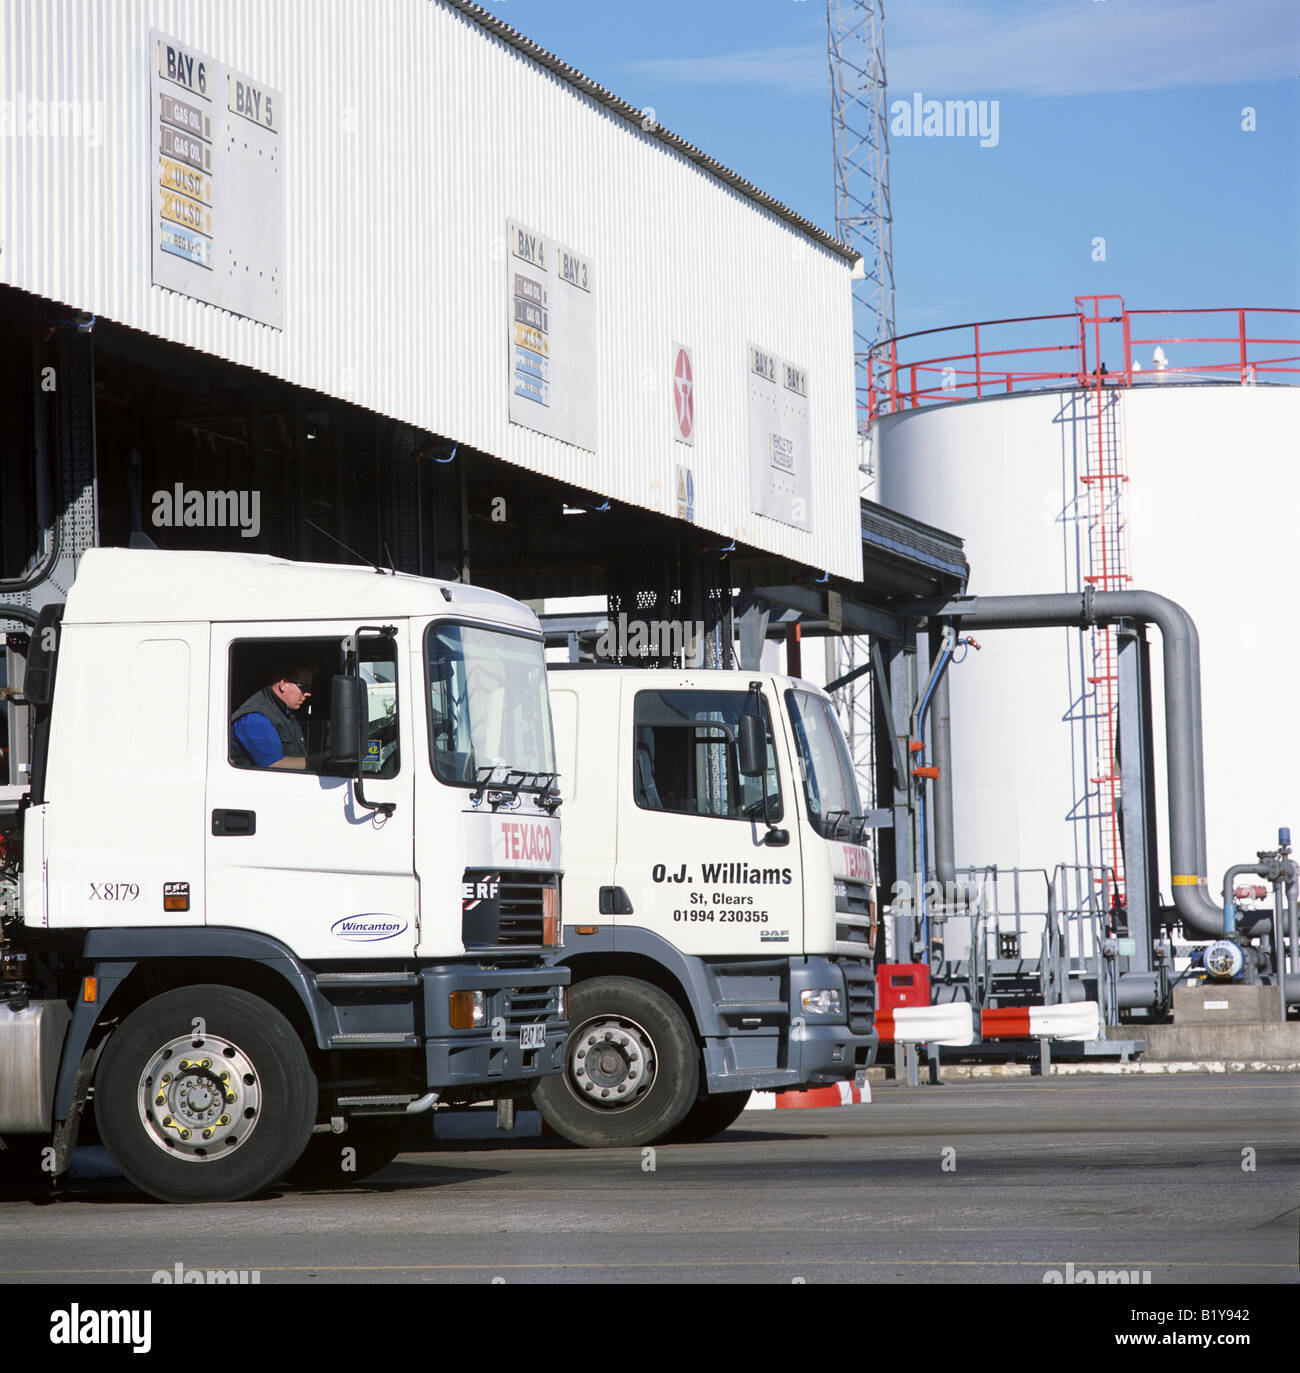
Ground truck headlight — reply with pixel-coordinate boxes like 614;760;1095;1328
800;989;842;1016
449;990;487;1029
542;886;561;946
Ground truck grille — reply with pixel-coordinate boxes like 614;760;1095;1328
835;878;877;955
836;878;874;920
502;985;561;1028
462;868;560;949
838;959;875;1034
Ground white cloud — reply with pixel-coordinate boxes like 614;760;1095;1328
888;0;1298;96
622;0;1298;98
621;44;826;98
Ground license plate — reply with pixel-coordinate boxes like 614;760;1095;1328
854;1069;869;1091
519;1024;546;1051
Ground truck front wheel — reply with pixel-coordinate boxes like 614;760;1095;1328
283;1117;411;1188
94;985;317;1204
664;1090;752;1143
533;976;698;1147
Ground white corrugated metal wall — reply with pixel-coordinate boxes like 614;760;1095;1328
0;0;862;578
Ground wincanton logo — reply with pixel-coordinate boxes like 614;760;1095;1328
330;914;407;942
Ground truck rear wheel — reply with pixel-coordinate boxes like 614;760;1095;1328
94;985;317;1204
664;1090;752;1143
533;976;698;1147
283;1117;411;1188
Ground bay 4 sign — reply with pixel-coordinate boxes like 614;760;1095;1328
507;219;595;451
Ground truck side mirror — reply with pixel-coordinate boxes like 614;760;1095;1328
738;712;765;778
23;604;64;707
329;675;363;769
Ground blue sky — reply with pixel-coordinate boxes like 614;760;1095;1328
481;0;1299;342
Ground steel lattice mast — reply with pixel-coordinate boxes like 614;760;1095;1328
827;0;894;801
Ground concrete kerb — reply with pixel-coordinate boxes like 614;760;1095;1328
919;1059;1300;1078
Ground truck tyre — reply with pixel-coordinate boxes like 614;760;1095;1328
283;1117;411;1188
94;985;317;1204
533;976;699;1147
663;1090;752;1144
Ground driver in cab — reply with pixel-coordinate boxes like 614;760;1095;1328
231;665;314;769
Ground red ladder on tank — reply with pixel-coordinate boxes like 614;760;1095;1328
1075;296;1131;913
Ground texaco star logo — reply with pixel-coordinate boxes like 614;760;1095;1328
673;347;694;440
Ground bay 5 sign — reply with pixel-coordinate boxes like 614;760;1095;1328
673;343;695;445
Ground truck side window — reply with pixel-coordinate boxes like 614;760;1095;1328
632;690;782;822
227;637;400;777
358;639;400;777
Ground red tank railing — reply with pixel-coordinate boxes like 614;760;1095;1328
866;302;1300;419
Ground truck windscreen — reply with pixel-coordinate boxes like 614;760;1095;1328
425;623;555;789
785;689;864;841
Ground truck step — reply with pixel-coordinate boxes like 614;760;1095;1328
315;971;419;987
717;1001;787;1022
329;1032;420;1047
335;1093;420;1107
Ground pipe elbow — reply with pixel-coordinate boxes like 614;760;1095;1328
1172;882;1228;939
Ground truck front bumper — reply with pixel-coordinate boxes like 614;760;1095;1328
421;962;569;1092
700;956;877;1094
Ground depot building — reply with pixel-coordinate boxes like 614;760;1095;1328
0;0;964;661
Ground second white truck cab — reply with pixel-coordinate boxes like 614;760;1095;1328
536;667;877;1146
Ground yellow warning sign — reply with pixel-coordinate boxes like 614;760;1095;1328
675;465;694;521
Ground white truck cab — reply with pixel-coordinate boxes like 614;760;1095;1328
536;666;877;1146
0;549;568;1202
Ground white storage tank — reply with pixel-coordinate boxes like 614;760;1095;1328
876;339;1300;902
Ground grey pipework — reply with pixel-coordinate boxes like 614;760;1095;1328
1288;873;1299;980
931;669;956;888
936;590;1225;939
1222;865;1271;938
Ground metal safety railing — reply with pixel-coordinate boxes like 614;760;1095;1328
948;863;1118;1023
866;300;1300;419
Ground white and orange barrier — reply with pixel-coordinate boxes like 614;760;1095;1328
876;1001;976;1047
747;1079;872;1110
980;1000;1100;1042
